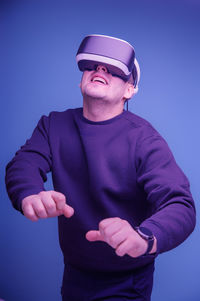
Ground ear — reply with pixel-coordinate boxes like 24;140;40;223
124;83;135;100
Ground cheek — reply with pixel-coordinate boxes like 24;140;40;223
80;76;87;90
81;71;92;87
111;81;126;96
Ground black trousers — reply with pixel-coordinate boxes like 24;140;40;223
61;263;154;301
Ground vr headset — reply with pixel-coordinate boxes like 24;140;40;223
76;34;140;93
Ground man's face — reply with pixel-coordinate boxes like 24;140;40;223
80;65;133;105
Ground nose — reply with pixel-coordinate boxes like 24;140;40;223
96;65;108;73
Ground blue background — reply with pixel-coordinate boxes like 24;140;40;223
0;0;200;300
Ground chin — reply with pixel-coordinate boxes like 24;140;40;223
84;87;107;100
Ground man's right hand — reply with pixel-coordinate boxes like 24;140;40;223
21;190;74;221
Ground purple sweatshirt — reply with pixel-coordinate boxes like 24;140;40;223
5;108;196;272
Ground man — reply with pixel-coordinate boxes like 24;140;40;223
6;35;196;301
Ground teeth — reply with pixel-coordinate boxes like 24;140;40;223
92;77;106;84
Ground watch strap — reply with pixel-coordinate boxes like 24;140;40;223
145;236;154;255
135;226;154;255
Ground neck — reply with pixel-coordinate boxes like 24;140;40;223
83;97;124;122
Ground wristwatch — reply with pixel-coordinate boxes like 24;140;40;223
135;226;154;255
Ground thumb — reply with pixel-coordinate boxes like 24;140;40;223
86;230;104;242
63;203;74;218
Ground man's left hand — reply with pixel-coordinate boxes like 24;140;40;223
86;217;155;258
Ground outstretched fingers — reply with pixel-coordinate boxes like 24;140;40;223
85;217;149;258
22;190;74;221
86;230;104;242
50;191;74;217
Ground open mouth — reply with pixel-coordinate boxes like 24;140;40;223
91;75;108;85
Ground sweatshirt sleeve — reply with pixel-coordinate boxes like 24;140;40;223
5;115;52;212
135;132;196;254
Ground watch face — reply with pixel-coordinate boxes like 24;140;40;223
137;227;153;240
